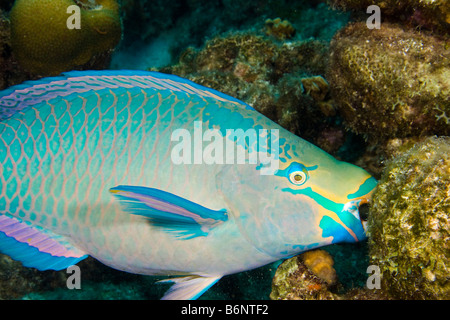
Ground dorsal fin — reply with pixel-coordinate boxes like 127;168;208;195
0;70;254;121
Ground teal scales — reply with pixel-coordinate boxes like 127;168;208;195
0;70;376;299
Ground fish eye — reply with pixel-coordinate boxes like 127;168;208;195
286;162;309;186
288;170;308;185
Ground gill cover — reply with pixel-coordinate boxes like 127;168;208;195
217;163;324;259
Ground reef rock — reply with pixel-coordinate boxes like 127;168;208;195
328;22;450;140
271;248;394;300
270;250;339;300
368;136;450;299
0;253;66;299
328;0;449;33
159;32;338;144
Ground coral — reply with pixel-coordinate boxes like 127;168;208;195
301;250;337;285
10;0;122;76
270;252;339;300
270;249;392;300
264;18;296;40
328;22;450;140
354;137;427;179
114;0;349;70
343;287;390;300
158;32;338;144
327;0;450;33
367;136;450;299
301;75;329;103
315;127;345;154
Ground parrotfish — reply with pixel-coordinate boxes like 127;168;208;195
0;70;376;299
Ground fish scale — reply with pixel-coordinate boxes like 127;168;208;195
2;75;250;263
0;70;377;299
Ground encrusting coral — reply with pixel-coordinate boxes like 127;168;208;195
327;0;449;33
158;32;340;145
328;22;450;141
270;251;339;300
270;249;388;300
264;18;296;40
367;136;450;299
10;0;122;76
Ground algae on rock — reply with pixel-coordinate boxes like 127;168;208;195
327;0;449;33
368;136;450;299
270;252;339;300
159;32;338;144
328;22;450;140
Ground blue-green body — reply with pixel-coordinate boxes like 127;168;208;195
0;70;376;299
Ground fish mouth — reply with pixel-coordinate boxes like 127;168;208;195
344;186;374;237
340;195;372;241
358;198;371;232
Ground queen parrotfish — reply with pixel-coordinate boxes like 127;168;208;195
0;70;376;299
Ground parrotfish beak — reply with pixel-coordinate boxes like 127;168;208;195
323;174;377;243
346;185;375;237
359;197;371;233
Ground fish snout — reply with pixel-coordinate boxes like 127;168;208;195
342;193;373;240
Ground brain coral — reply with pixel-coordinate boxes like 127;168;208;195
10;0;121;76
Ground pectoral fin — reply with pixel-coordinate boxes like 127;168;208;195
158;275;221;300
110;185;228;239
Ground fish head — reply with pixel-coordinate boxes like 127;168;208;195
217;136;377;259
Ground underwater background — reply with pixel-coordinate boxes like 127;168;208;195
0;0;448;300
